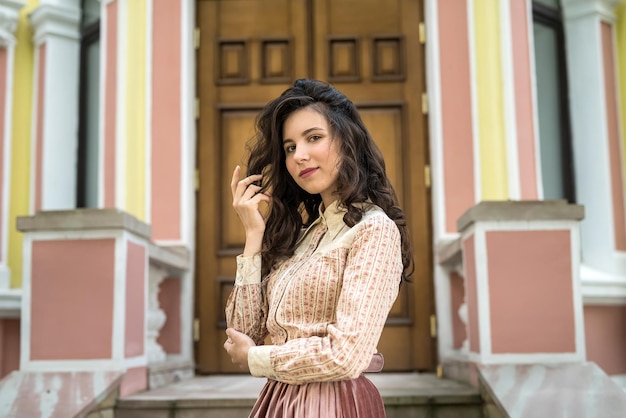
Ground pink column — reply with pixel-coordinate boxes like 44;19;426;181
17;209;151;397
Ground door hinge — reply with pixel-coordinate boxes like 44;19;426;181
193;318;200;342
194;27;200;49
430;314;437;338
421;92;428;115
424;165;431;189
195;169;200;191
419;22;426;44
194;97;200;120
436;364;443;378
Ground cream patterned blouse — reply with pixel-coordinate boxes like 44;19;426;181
225;201;403;385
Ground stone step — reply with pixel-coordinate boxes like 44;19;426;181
116;373;483;418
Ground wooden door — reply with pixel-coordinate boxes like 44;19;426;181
195;0;435;374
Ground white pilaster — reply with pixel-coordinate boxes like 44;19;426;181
562;0;626;275
0;0;25;291
180;0;196;365
0;0;21;308
29;0;80;210
499;0;521;200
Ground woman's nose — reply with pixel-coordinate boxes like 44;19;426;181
293;145;309;162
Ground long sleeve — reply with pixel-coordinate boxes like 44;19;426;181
224;254;268;345
248;214;402;384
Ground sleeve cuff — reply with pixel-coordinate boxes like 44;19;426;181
248;345;275;378
235;254;262;285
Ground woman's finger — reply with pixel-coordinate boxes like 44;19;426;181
230;165;242;198
241;184;262;200
233;175;263;202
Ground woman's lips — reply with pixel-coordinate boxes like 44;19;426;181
299;167;317;178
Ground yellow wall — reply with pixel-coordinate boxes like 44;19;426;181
125;0;147;221
616;2;626;196
474;0;509;200
8;0;38;288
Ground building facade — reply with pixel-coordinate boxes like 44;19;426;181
0;0;624;396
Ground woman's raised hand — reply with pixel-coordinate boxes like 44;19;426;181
231;165;271;256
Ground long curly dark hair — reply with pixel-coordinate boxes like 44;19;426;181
247;79;414;283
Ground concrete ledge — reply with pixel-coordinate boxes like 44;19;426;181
479;362;626;418
0;289;21;318
17;208;151;239
457;200;585;232
0;370;123;417
148;359;195;390
149;244;191;274
118;373;482;410
436;236;462;267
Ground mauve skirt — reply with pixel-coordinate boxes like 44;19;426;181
248;375;386;418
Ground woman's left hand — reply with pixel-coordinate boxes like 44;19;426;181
223;328;256;372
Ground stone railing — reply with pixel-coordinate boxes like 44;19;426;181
146;243;193;388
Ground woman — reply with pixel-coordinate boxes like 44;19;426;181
224;79;413;417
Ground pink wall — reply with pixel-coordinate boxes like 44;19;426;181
119;365;147;397
601;22;626;251
487;230;575;353
104;1;118;208
438;1;475;234
157;277;181;354
510;0;538;199
125;241;145;358
30;239;115;360
0;319;20;379
463;235;480;353
35;44;46;212
151;0;182;241
449;272;467;350
584;305;626;375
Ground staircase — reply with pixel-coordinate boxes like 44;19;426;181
116;373;483;417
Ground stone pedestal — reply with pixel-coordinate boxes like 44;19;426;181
440;201;586;384
17;209;151;397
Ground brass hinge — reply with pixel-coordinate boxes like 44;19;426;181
194;97;200;120
436;364;443;378
195;169;200;191
194;27;200;49
419;22;426;44
193;318;200;342
430;314;437;338
424;165;431;189
421;92;428;114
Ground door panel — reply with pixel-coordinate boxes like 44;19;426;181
196;0;434;374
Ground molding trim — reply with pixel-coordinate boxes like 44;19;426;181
581;263;626;304
0;288;21;317
0;0;24;47
29;3;80;46
16;208;152;240
562;0;622;23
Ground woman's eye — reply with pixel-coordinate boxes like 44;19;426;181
309;135;322;142
285;145;296;153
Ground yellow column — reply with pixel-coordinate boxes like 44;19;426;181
615;1;626;192
125;0;147;220
8;0;38;288
474;0;509;200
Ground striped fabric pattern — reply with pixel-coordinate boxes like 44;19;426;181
225;202;403;385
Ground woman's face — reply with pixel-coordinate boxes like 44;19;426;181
282;107;341;208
